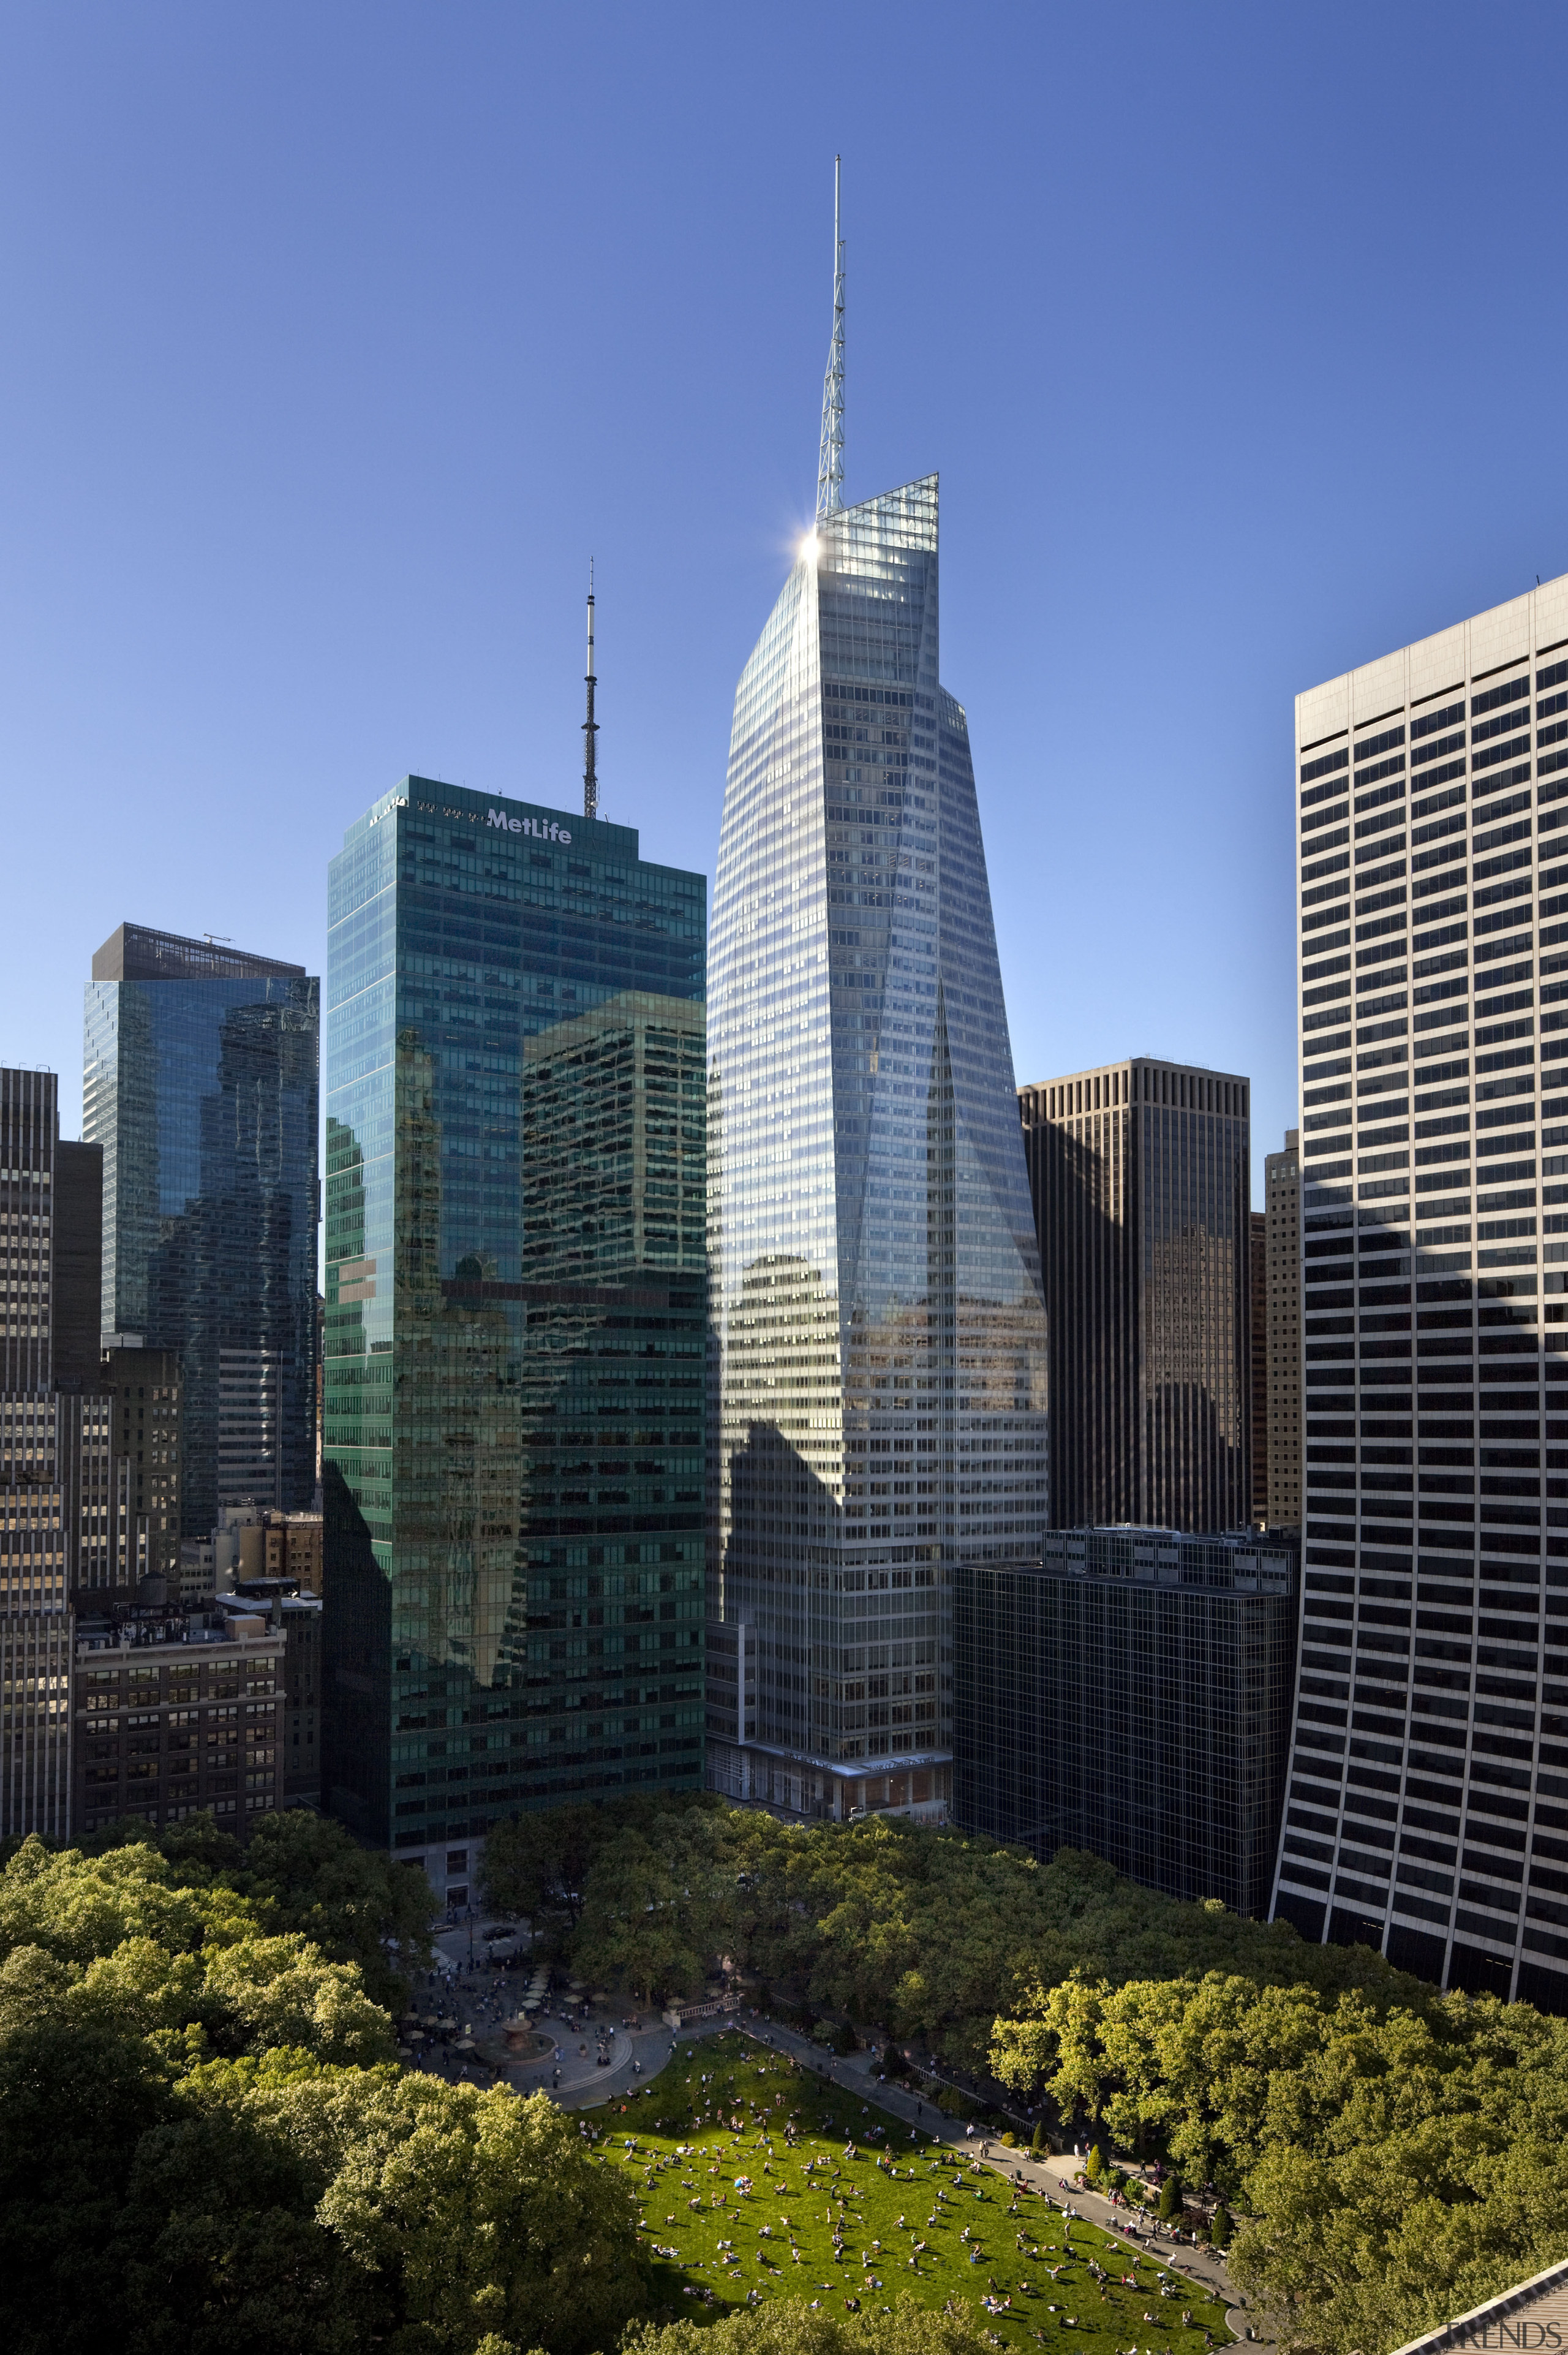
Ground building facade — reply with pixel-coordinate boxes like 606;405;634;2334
52;1140;104;1388
225;1575;323;1809
279;1590;322;1806
1251;1209;1268;1522
1265;1129;1304;1529
0;1070;80;1837
1019;1059;1252;1532
1273;572;1568;2008
72;1600;284;1837
85;922;320;1541
706;474;1049;1823
182;1502;323;1609
954;1526;1297;1916
323;776;706;1902
99;1345;183;1593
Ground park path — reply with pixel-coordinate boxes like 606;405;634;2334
614;2008;1266;2350
416;1928;1267;2348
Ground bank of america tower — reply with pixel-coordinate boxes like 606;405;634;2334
705;176;1049;1821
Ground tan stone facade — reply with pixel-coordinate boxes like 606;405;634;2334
1264;1129;1303;1528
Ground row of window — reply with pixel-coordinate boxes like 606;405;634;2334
1300;662;1568;784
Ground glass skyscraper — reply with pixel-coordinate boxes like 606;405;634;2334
85;924;320;1543
706;475;1049;1822
323;777;706;1898
955;1529;1297;1917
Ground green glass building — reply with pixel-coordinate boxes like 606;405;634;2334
323;776;706;1899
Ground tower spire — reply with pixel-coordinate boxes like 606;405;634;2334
816;156;845;524
582;559;598;823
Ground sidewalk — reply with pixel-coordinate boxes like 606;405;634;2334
410;1958;1264;2351
410;1922;671;2102
594;2007;1265;2348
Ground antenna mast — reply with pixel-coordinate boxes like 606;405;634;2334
816;156;845;524
582;561;598;823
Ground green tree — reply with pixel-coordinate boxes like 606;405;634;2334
627;2294;990;2355
225;1809;434;2007
0;1997;175;2355
0;1834;412;2355
312;2072;650;2355
1158;2171;1182;2221
119;2058;647;2355
66;1809;435;2008
481;1802;615;1929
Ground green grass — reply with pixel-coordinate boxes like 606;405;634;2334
582;2035;1232;2353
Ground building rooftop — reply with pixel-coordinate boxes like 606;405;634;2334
1040;1525;1295;1592
1021;1053;1250;1091
1389;2255;1568;2355
91;923;307;985
74;1601;286;1656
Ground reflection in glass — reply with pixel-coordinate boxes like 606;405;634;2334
707;478;1049;1821
323;781;707;1880
85;927;320;1541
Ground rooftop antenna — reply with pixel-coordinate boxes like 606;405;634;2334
582;559;598;823
202;934;232;945
816;156;845;524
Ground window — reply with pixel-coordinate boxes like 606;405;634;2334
1412;729;1467;769
1355;754;1408;788
1414;700;1466;741
1473;675;1532;718
1302;746;1350;785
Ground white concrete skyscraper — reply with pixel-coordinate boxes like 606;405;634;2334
1274;572;1568;2008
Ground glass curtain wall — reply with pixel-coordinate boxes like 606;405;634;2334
323;779;707;1882
84;962;320;1539
707;476;1049;1821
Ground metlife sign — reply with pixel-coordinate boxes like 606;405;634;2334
364;779;575;844
485;808;572;844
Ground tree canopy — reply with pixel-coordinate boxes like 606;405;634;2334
988;1966;1568;2355
0;1828;647;2355
481;1793;1568;2355
72;1805;435;2008
486;1795;1422;2056
627;2296;990;2355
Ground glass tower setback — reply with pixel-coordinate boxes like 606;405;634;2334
323;777;707;1889
706;476;1049;1822
1275;570;1568;2012
84;924;320;1543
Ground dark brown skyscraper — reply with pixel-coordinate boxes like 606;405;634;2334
1019;1057;1252;1532
51;1140;104;1391
0;1070;116;1837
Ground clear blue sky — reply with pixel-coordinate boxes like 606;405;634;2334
4;2;1567;1204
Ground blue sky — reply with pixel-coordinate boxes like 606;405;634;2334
4;2;1567;1203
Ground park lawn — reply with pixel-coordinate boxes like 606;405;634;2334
582;2034;1231;2355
